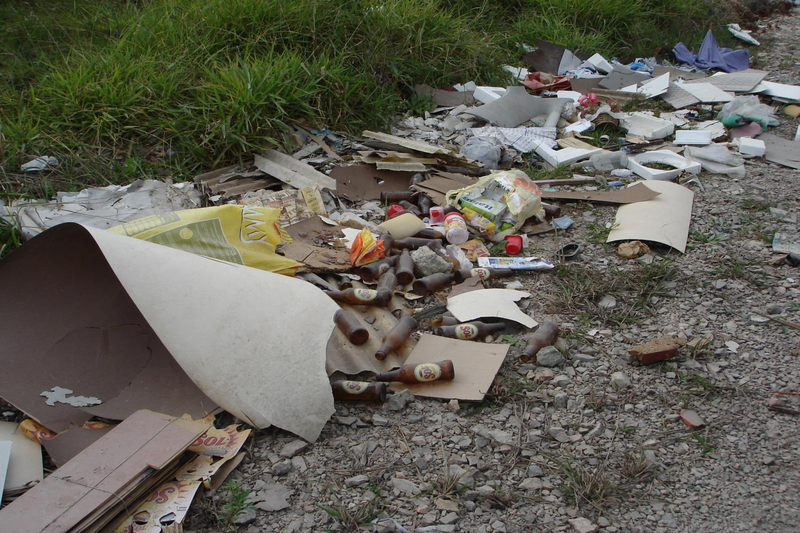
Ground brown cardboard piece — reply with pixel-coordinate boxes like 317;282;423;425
628;336;685;365
540;182;661;204
412;173;477;205
389;335;508;401
760;133;800;169
415;84;476;106
448;275;484;298
42;425;115;467
194;164;279;199
282;216;352;272
0;410;211;532
330;164;415;200
0;224;216;433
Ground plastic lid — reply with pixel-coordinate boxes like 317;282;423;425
504;235;523;255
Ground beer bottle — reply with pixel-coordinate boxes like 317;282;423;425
392;237;446;253
334;309;369;345
380;190;416;203
398;200;422;217
412;272;455;296
416;195;433;216
326;288;388;306
429;315;460;327
436;321;505;341
375;267;398;295
375;316;417;360
374;360;455;384
358;256;397;283
454;267;514;283
396;249;415;285
519;322;560;362
413;227;445;240
331;380;387;402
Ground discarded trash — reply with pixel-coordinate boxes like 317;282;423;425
388;335;508;401
375;360;455;383
376;316;418;361
616;240;651;259
0;422;43;496
20;156;58;172
519;322;560;363
477;256;555;271
555;243;583;261
727;23;760;46
447;289;536;328
331;381;387;402
607;181;694;253
436;321;505;341
673;30;750;72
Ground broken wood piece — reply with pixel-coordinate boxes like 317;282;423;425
628;336;685;365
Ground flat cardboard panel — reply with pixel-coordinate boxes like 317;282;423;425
447;289;537;328
607;181;694;253
331;165;414;201
540;182;661;204
42;425;115;467
760;133;800;169
389;335;509;401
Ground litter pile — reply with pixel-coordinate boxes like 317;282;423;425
1;24;798;531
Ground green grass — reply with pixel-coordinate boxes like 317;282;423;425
0;0;732;185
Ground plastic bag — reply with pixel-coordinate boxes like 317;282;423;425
108;205;302;275
718;96;779;132
349;228;385;266
446;169;544;242
684;145;746;178
460;137;503;169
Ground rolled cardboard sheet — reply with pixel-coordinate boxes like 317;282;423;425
0;223;338;442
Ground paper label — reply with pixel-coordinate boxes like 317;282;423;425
354;289;378;301
377;262;390;275
413;363;442;382
471;268;490;280
455;324;480;340
341;381;368;394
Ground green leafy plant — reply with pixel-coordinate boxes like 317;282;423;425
219;480;255;532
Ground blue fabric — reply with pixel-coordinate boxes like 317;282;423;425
673;31;750;72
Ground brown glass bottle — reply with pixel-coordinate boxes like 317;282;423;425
375;316;417;360
376;267;398;293
436;321;505;341
374;360;455;383
417;195;433;216
380;190;416;203
398;200;421;217
519;322;560;362
392;237;446;253
454;267;514;283
359;256;397;283
413;227;445;240
331;380;387;402
430;315;460;327
396;249;415;285
542;203;561;220
334;309;369;345
412;272;455;296
326;288;389;306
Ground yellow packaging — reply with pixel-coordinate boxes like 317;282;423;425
108;205;302;275
461;207;496;236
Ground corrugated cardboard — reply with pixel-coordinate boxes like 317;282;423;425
389;335;508;401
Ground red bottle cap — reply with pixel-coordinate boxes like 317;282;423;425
504;235;523;255
387;204;406;219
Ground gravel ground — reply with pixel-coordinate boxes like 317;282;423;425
190;9;800;533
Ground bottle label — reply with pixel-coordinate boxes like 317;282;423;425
414;363;442;382
377;263;390;275
470;268;490;280
341;381;368;394
455;324;479;340
354;289;378;301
